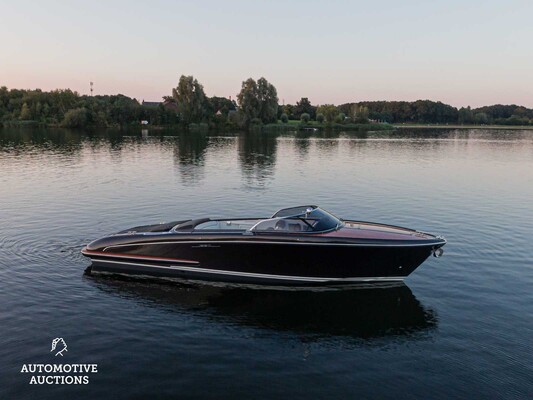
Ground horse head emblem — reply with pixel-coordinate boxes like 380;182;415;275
51;338;68;356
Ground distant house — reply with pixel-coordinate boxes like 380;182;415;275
141;100;161;107
141;99;179;113
162;98;179;112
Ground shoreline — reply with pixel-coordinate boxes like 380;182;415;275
0;121;394;132
3;122;533;132
262;122;393;132
393;123;533;130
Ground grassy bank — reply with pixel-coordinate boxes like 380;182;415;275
0;120;48;128
263;121;394;132
393;123;533;130
1;120;394;133
0;120;206;131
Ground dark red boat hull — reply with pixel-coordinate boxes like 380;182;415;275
82;226;445;285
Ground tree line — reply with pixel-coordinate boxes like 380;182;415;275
0;87;179;128
1;76;533;129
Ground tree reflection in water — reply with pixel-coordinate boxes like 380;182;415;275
171;132;209;186
238;132;278;189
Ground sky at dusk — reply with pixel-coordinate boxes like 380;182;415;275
1;0;532;107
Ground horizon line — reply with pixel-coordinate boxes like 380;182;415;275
2;85;530;110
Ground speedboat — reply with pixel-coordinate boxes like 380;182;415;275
82;206;446;286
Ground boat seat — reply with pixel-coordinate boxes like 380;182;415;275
289;223;302;232
275;219;288;231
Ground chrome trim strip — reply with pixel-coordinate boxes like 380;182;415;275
102;239;443;251
91;259;405;283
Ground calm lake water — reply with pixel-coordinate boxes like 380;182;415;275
1;127;532;399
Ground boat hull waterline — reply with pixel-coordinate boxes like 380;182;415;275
82;206;446;286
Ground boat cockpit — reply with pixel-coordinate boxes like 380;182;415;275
178;206;343;234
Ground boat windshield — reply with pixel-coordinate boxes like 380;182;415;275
250;206;342;233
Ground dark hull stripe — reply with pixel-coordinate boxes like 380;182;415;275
81;249;199;264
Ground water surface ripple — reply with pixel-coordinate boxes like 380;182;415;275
0;127;532;399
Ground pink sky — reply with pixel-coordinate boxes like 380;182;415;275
1;0;532;108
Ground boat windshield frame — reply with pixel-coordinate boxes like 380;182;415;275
249;206;343;233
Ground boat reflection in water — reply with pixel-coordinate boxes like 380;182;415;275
86;274;437;344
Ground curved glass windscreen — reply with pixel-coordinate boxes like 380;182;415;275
194;220;257;230
272;206;316;218
253;206;342;233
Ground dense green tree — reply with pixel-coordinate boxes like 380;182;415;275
280;113;288;123
257;77;278;123
496;115;530;125
35;102;42;117
237;77;278;125
172;75;208;124
0;86;8;106
42;103;50;118
294;97;316;119
208;96;236;116
281;104;295;120
472;104;532;124
316;113;325;123
62;108;88;128
354;105;369;123
49;89;79;118
19;102;32;120
474;112;489;124
347;100;458;124
474;104;516;119
237;78;259;125
334;112;345;124
458;107;474;124
300;113;310;123
106;95;139;125
316;104;338;123
228;110;245;127
367;110;393;123
346;104;357;121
